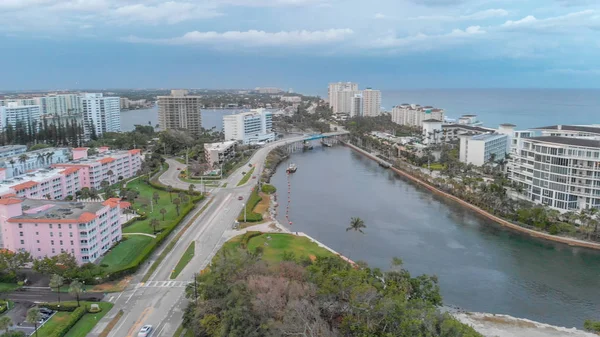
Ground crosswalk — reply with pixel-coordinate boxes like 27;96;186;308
140;281;191;288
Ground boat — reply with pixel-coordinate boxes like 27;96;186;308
322;142;332;147
286;163;297;174
379;162;391;169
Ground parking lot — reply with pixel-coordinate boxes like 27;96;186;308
4;301;56;336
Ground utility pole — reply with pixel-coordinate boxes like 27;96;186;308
193;273;198;304
243;203;247;222
163;143;167;156
186;147;189;167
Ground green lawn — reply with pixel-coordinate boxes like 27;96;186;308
170;242;195;279
100;236;153;273
223;233;334;264
0;283;20;292
36;311;72;336
237;166;255;186
422;163;447;171
237;188;262;222
64;302;113;337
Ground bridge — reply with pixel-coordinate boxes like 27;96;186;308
283;131;349;153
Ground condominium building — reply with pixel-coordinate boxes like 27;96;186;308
533;124;600;138
442;124;496;142
81;93;122;137
459;133;509;166
0;197;123;263
223;108;274;145
391;104;445;128
255;87;283;94
157;90;202;136
0;148;70;179
204;141;236;169
422;119;443;145
328;82;359;114
34;94;82;116
350;94;363;117
362;88;381;117
0;103;41;130
509;136;600;211
0;145;27;159
0;167;82;200
54;149;142;190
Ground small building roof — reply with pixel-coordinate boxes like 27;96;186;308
533;125;600;134
7;199;106;223
528;136;600;148
423;119;442;123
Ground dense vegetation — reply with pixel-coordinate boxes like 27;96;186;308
182;247;481;337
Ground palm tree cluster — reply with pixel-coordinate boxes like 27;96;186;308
1;117;86;148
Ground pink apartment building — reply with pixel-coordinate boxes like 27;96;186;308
0;167;82;200
0;197;124;263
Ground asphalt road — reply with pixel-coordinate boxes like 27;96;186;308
90;132;347;337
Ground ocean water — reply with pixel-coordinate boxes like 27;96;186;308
377;89;600;129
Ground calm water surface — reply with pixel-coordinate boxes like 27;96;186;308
272;146;600;328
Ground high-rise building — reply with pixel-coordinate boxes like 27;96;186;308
362;88;381;117
328;82;359;114
0;102;41;130
34;94;81;116
350;94;363;117
391;104;445;128
157;90;203;135
223;108;274;145
81;93;121;137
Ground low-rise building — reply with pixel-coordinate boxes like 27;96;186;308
0;198;123;263
532;124;600;138
509;136;600;211
459;133;509;166
0;167;81;200
0;148;70;179
457;115;483;127
223;108;274;145
280;96;302;103
0;145;27;159
442;124;496;142
204;141;236;169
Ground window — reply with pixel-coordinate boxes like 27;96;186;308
69;232;73;237
49;224;52;229
51;240;54;245
58;224;61;229
18;224;22;229
52;248;55;254
20;240;24;245
37;248;41;252
19;232;23;237
60;240;63;245
68;224;72;229
59;232;62;237
50;232;53;237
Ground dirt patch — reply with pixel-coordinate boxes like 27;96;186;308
477;315;538;329
91;277;131;293
309;255;317;262
254;192;270;215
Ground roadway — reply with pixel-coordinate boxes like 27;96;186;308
90;131;347;337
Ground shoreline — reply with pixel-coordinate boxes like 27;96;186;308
343;142;600;251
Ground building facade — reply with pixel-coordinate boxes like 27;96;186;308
0;103;41;130
223;109;274;145
0;198;123;263
422;119;443;145
157;90;203;135
391;104;445;128
361;88;381;117
81;93;121;137
328;82;359;114
459;133;508;166
0;167;82;200
0;147;70;179
350;94;363;117
0;146;27;159
34;94;82;116
204;141;236;169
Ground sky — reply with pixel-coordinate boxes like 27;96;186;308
0;0;599;93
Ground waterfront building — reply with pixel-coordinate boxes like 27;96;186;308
442;124;496;142
361;88;381;117
509;136;600;211
223;108;274;145
391;104;445;128
532;124;600;138
328;82;359;114
422;119;443;145
350;94;363;117
54;149;142;190
157;90;202;136
0;167;81;200
457;115;483;127
81;93;121;137
0;103;41;130
0;197;123;263
120;98;129;110
34;94;82;116
459;133;509;166
0;147;70;179
204;141;236;169
0;145;27;159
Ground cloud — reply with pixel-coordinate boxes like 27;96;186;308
0;0;54;10
501;10;598;32
374;13;386;19
409;9;508;21
369;25;485;50
125;29;355;47
406;0;467;6
112;2;222;24
219;0;330;7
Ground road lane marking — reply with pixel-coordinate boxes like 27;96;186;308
125;307;153;337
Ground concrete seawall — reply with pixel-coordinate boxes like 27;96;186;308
343;142;600;251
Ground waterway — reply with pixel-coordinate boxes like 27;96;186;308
271;145;600;329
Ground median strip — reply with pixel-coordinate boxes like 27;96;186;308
237;166;255;186
170;242;195;279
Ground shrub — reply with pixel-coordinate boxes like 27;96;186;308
49;306;86;337
41;302;80;312
261;184;276;194
240;232;262;249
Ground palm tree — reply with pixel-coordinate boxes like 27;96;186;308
106;170;114;184
173;198;181;216
152;192;160;205
18;154;28;174
345;217;366;262
45;152;53;165
49;274;64;303
150;218;160;234
8;159;16;176
188;184;195;195
69;280;83;307
89;188;99;201
100;180;110;190
159;208;167;221
167;185;173;202
0;316;12;334
36;153;45;166
178;192;186;203
26;308;41;337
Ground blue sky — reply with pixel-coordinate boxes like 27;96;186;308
0;0;599;93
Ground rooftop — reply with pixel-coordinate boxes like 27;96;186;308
204;141;237;151
500;123;517;127
423;119;442;123
58;149;140;167
6;199;106;223
0;167;76;195
528;136;600;148
471;133;507;141
442;124;495;133
0;145;26;152
533;125;600;134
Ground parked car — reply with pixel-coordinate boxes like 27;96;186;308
238;196;243;200
138;325;153;337
39;308;53;315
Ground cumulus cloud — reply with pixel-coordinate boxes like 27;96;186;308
410;8;508;21
369;25;485;50
112;2;222;24
125;29;355;47
406;0;467;6
374;13;386;19
501;10;597;32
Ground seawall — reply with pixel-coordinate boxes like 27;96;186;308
343;142;600;251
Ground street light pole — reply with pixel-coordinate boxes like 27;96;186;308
243;203;246;222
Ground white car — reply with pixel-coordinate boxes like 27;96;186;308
138;325;153;337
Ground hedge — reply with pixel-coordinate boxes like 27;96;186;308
240;231;262;249
261;184;277;194
237;188;263;222
41;302;80;312
50;306;86;337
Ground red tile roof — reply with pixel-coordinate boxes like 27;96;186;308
12;181;39;191
129;149;141;155
0;198;22;205
99;157;115;164
103;198;129;209
73;147;89;151
60;167;81;175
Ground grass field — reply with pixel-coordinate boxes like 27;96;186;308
100;236;153;273
223;233;334;263
422;163;447;171
170;242;195;279
0;283;20;292
237;188;262;222
64;302;114;337
237;166;255;186
37;311;71;336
